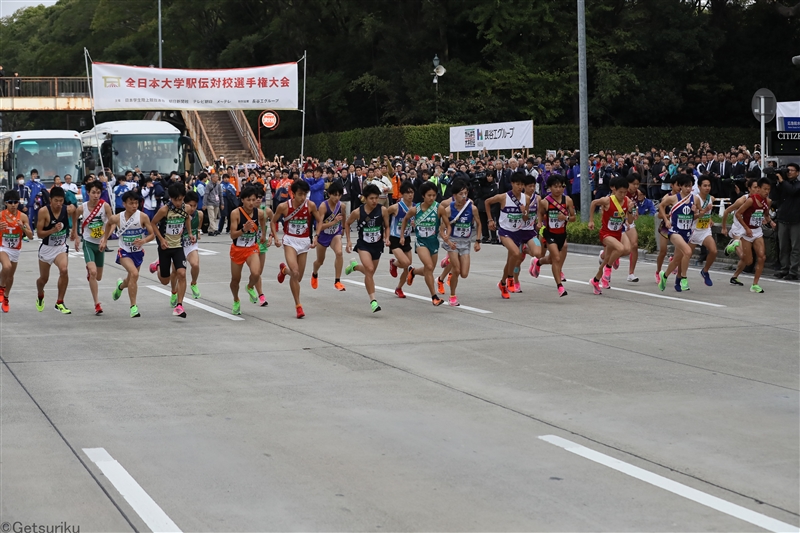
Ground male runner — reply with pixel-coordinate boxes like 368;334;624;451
149;183;193;317
438;179;481;306
658;175;699;292
654;179;680;283
625;174;642;282
344;183;390;312
179;191;204;299
588;176;632;294
272;180;318;318
256;184;274;302
35;186;74;313
230;186;269;314
688;176;717;286
721;178;760;265
512;174;545;292
731;178;774;293
0;190;34;312
535;175;576;296
401;182;444;306
105;190;155;317
73;180;114;315
386;181;415;298
311;181;346;291
484;172;528;299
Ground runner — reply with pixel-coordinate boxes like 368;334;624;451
311;181;346;292
35;186;74;314
657;175;699;292
344;183;390;312
179;191;204;300
625;174;642;282
484;172;528;299
255;185;273;305
148;183;193;318
536;175;576;296
654;179;680;283
438;179;481;306
730;178;774;293
73;180;114;315
0;190;34;312
230;186;269;315
386;181;415;298
512;174;544;293
401;182;444;306
688;176;717;286
272;180;318;318
721;178;760;266
104;190;155;317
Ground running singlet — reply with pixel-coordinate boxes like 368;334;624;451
741;193;766;229
159;204;187;248
283;199;311;238
118;211;147;253
545;195;569;234
1;210;23;250
41;205;69;248
601;196;629;235
182;212;200;248
521;194;538;231
414;201;440;239
670;194;695;235
390;200;413;238
449;200;474;239
82;201;109;244
694;195;712;230
322;201;342;236
358;204;384;244
233;208;258;247
498;192;526;232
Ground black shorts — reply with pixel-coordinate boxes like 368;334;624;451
389;235;411;253
355;241;383;261
543;230;567;251
157;246;187;278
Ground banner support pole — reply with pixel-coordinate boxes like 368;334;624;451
300;51;307;165
84;48;106;178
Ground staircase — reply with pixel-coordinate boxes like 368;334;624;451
197;111;253;165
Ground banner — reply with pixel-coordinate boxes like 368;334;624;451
450;120;533;152
92;62;299;111
777;101;800;131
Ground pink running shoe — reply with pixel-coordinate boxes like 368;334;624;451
449;296;460;306
590;277;602;295
613;257;620;270
529;257;540;278
598;250;605;265
173;304;186;318
149;260;159;274
560;272;566;282
601;266;612;289
277;263;287;283
258;294;268;307
558;285;567;297
440;256;450;268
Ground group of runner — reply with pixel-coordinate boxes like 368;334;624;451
0;170;771;318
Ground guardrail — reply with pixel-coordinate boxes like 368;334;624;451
182;110;216;166
229;109;263;164
0;77;90;98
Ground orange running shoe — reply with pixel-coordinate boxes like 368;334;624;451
334;281;346;291
311;273;319;289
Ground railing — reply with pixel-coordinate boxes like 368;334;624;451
182;110;216;166
0;77;90;97
229;109;263;164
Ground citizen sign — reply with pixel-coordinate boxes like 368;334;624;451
777;132;800;140
261;111;279;129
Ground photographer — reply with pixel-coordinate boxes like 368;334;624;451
774;163;800;280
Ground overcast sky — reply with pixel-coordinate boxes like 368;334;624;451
0;0;58;17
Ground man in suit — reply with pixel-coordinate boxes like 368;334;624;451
348;165;363;212
707;152;730;198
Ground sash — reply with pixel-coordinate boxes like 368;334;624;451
545;194;570;218
81;200;105;234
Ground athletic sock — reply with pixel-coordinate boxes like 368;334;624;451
57;299;64;305
594;277;600;283
312;272;318;278
557;283;562;288
38;293;44;300
335;278;340;283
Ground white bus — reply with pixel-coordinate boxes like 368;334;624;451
81;120;195;179
1;130;84;188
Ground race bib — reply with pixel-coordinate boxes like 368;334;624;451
2;232;20;249
166;216;184;236
749;209;764;227
453;219;472;238
507;213;523;229
677;212;693;230
417;220;436;238
607;214;624;232
696;217;711;230
548;212;565;229
88;218;104;239
49;228;67;247
123;232;144;252
237;231;257;248
288;219;308;236
324;221;341;235
362;225;382;243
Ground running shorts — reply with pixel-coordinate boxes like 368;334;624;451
742;226;763;243
0;246;21;263
658;222;670;240
183;242;199;257
355;241;382;261
259;242;268;254
498;228;526;245
283;235;310;255
116;248;144;269
38;243;66;265
230;244;259;265
82;240;105;267
543;230;567;251
441;237;472;256
157;246;186;277
415;235;439;256
689;228;712;246
389;235;411;253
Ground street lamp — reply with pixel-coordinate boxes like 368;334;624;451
158;0;163;67
432;54;446;122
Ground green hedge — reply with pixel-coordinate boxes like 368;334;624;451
262;124;758;161
567;214;658;253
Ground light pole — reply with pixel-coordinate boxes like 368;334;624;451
158;0;163;68
577;0;590;221
432;54;446;123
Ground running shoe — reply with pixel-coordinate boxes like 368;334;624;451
1;298;8;313
54;303;71;314
601;267;611;289
654;270;661;284
95;303;103;315
278;263;287;283
750;284;764;293
258;294;268;307
406;267;416;286
296;305;305;319
658;272;668;291
446;273;451;286
498;282;510;299
440;256;450;268
561;272;566;282
311;273;319;289
558;285;568;297
700;270;713;286
130;305;140;318
112;279;123;301
613;257;620;270
730;277;744;286
598;250;605;265
394;288;406;298
191;284;201;299
247;285;258;303
626;274;639;282
173;304;186;318
529;257;540;278
506;276;515;292
36;295;44;312
170;293;178;307
432;295;444;306
725;239;740;256
590;277;602;295
345;260;358;276
680;278;690;291
232;300;242;315
149;260;159;274
334;281;346;291
449;296;460;306
389;258;398;278
437;278;445;295
514;281;522;293
370;300;381;313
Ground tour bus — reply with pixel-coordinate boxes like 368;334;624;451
0;130;84;189
81;120;195;179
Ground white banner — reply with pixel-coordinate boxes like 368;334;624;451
92;62;299;111
450;120;534;152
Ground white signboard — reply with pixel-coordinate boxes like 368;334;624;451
92;62;299;111
450;120;534;152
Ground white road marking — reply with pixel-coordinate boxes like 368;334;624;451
539;435;798;533
83;447;182;533
342;280;492;314
147;286;245;321
566;279;726;308
196;247;219;256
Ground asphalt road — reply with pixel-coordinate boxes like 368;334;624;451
1;232;798;532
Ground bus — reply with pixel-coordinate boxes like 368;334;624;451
81;120;195;179
0;130;84;189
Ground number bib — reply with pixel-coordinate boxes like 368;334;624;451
324;221;341;235
2;232;21;249
165;216;184;236
123;232;144;252
548;212;566;229
237;230;257;248
749;209;764;227
362;225;382;243
507;213;523;229
287;219;308;236
49;229;67;247
453;220;472;238
677;212;693;230
696;216;711;230
88;218;104;240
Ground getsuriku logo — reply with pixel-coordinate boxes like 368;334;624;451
102;76;122;88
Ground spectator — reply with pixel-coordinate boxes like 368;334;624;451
775;163;800;280
26;169;49;229
203;172;222;236
62;174;79;195
14;174;31;218
476;163;498;243
304;166;326;207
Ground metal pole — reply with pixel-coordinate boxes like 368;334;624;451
577;0;590;221
85;48;106;177
759;95;766;178
158;0;163;68
300;51;307;163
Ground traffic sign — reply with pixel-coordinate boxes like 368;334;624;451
752;88;776;123
261;111;280;130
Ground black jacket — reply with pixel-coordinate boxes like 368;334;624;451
776;178;800;225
